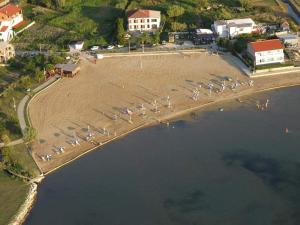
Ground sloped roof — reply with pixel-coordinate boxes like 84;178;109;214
55;64;80;73
0;3;21;17
0;25;8;32
249;39;284;52
128;9;160;19
215;18;255;27
13;20;27;29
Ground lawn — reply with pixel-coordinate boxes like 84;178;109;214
8;143;40;178
0;171;29;225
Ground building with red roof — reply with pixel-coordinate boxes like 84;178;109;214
247;39;285;66
0;3;24;42
127;9;161;32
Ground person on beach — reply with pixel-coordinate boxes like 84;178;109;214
265;99;270;109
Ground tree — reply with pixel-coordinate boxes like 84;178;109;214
34;68;45;82
199;0;208;8
167;5;185;19
19;76;32;90
116;18;125;45
152;31;160;44
171;22;187;32
24;127;38;143
239;0;251;9
56;0;65;8
138;32;150;45
1;134;10;145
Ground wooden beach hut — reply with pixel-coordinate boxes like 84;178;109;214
55;64;80;77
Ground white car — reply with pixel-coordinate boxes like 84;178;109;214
90;46;99;51
117;45;124;48
107;45;114;50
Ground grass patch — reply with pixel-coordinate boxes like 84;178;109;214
0;171;29;225
9;144;40;178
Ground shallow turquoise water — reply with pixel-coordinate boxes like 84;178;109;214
25;87;300;225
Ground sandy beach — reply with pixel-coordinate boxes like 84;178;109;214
28;52;300;174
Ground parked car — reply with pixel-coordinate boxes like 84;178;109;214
107;45;115;50
117;45;124;48
90;46;99;51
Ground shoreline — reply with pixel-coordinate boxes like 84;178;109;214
43;81;300;176
8;183;37;225
14;82;300;225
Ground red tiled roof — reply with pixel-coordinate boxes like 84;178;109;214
128;9;150;18
0;3;21;17
249;39;284;52
0;25;8;32
13;19;27;29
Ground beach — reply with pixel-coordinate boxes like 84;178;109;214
28;52;300;174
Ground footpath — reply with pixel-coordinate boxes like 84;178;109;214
0;76;60;148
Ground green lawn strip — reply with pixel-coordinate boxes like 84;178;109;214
0;171;29;225
10;143;40;178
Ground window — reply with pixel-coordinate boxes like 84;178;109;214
141;25;145;29
147;19;150;22
141;19;144;23
134;20;138;23
151;19;157;22
152;24;157;29
147;25;150;28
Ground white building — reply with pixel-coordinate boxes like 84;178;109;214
247;39;285;66
213;18;257;38
127;9;160;32
196;29;213;35
69;41;84;51
0;41;14;62
0;3;24;42
277;34;299;47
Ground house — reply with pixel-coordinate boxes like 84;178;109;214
213;18;257;38
247;39;285;66
280;21;290;32
0;41;14;62
55;64;80;77
277;34;299;47
193;29;215;45
0;3;24;42
127;9;160;32
69;41;84;51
